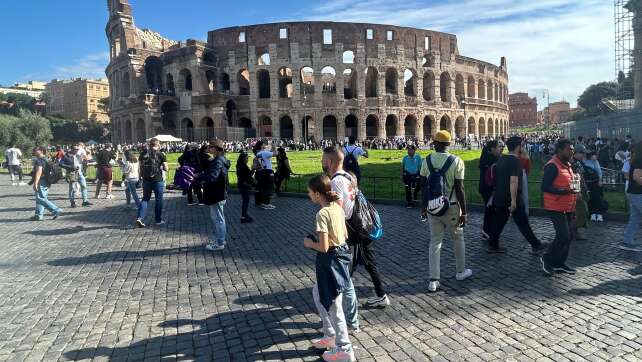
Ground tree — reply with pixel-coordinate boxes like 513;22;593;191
577;82;617;115
0;110;52;152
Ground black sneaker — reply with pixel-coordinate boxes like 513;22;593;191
70;202;77;208
405;203;413;209
486;246;507;254
82;201;92;207
540;257;554;275
136;219;145;228
240;217;254;224
530;243;547;255
553;265;576;274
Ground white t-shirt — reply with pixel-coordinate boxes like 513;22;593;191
75;148;87;174
343;145;365;160
257;151;273;171
331;171;356;219
5;148;22;166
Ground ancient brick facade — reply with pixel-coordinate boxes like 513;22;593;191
508;92;537;127
105;0;510;143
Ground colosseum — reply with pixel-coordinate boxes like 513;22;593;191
106;0;509;144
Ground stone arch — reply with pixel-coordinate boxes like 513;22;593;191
404;69;417;97
479;117;487;136
202;117;215;140
342;50;355;64
166;73;175;94
423;115;436;141
455;116;465;138
144;56;163;92
423;70;435;101
345;114;358;139
321;66;337;93
135;118;146;142
439;114;451;131
343;68;357;99
178;68;192;92
494;83;499;101
404;115;417;137
366;114;378;139
279;115;294;139
487;81;493;101
478;79;486;99
322;115;338;140
301;115;314;141
490;118;496;136
455;74;465;100
205;70;216;93
181;118;194;141
385;68;398;95
219;72;230;93
124;119;132;143
239;117;252;129
238;69;250;95
365;67;378;97
257;69;270;98
278;67;293;98
385;114;398;137
121;72;130;98
161;100;178;133
467;76;475;98
440;72;452;102
300;66;315;95
259;115;273;137
467;117;476;138
225;100;236;126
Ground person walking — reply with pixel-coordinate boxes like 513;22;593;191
620;141;642;251
236;152;255;224
583;152;605;222
200;139;230;251
478;140;502;239
571;144;590;240
486;136;544;254
274;147;293;194
30;146;62;221
401;145;422;208
60;146;83;208
118;153;140;210
343;136;368;183
420;130;472;292
136;138;168;227
5;145;25;186
540;139;580;275
304;174;355;362
253;141;276;209
94;144;116;199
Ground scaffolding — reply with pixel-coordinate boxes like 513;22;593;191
615;0;635;110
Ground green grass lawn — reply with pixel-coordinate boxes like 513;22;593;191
3;149;629;213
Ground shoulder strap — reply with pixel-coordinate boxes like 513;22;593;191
331;172;353;182
441;155;456;174
426;154;435;173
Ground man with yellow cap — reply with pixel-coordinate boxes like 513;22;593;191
420;130;472;292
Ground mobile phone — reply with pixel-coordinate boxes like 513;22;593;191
306;233;318;243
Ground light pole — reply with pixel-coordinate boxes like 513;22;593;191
542;89;550;132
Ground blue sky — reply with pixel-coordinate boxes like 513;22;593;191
0;0;613;107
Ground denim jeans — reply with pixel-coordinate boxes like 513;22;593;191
35;184;61;218
341;277;359;329
68;172;88;203
313;284;352;350
209;200;227;246
624;193;642;245
137;180;164;223
125;180;141;207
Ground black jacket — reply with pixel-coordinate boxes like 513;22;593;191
200;155;230;205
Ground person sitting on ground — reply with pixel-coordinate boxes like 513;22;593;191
304;174;355;362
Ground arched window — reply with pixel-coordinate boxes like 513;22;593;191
238;69;250;95
259;116;272;137
166;74;175;95
322;115;338;140
225;100;236;126
280;116;294;139
321;66;336;94
258;52;271;66
300;66;315;96
206;70;216;93
342;50;355;64
423;70;435;101
404;115;417;137
366;115;378;139
345;114;358;139
404;69;416;97
385;68;398;95
385;115;397;137
455;74;465;100
179;69;192;92
455;116;465;138
467;76;475;98
278;67;293;98
365;67;378;97
439;72;451;102
257;69;270;98
144;56;163;93
121;72;130;97
343;69;357;99
218;72;230;93
478;79;486;99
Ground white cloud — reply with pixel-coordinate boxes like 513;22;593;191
296;0;613;108
23;52;109;82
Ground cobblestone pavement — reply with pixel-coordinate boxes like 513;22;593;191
0;176;641;362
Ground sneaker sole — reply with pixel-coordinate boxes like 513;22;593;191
540;258;552;275
553;268;576;274
618;245;642;252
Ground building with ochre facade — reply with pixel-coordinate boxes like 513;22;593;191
106;0;509;143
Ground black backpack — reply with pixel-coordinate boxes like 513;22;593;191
44;159;63;185
343;147;360;174
421;154;456;216
141;149;162;180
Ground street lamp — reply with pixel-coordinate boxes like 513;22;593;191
542;89;550;132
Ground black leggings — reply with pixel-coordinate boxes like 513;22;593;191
348;229;385;297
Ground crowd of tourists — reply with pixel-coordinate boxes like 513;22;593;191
4;128;642;361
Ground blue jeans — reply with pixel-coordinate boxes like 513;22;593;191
209;200;227;246
624;193;642;245
68;172;88;203
137;180;164;223
35;184;61;218
125;180;141;207
342;277;359;329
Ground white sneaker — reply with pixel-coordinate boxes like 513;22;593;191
106;194;114;200
590;214;597;222
155;220;165;225
205;243;225;251
265;204;276;209
456;269;473;281
322;346;355;362
366;294;390;307
428;280;440;292
18;182;27;186
597;215;604;222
